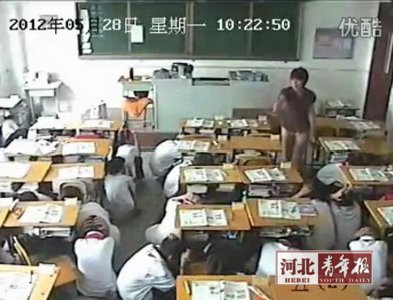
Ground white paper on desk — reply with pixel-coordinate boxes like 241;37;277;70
38;263;56;276
186;185;208;194
78;166;94;178
130;25;144;43
82;119;112;129
206;209;228;226
179;209;208;227
62;142;95;155
0;162;30;179
58;167;79;179
191;281;222;300
64;197;78;206
0;198;14;207
0;272;37;300
19;205;63;224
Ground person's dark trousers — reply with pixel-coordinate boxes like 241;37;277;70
152;288;175;300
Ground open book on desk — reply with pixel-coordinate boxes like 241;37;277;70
179;208;228;227
349;167;390;182
377;206;393;226
258;199;301;220
58;166;94;179
62;142;96;155
176;140;210;152
19;204;63;224
191;281;251;300
0;271;37;300
0;162;30;179
324;140;360;152
350;120;380;131
5;140;58;156
183;168;225;183
245;168;286;183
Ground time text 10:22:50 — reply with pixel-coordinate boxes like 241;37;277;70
217;18;291;32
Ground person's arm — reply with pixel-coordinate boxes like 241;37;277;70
308;103;316;143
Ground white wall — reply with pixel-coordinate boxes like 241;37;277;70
3;1;379;115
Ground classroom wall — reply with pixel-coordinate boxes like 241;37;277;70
1;1;379;118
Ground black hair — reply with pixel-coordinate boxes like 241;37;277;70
192;153;215;166
105;157;125;175
81;215;109;237
290;67;309;85
60;185;84;200
18;191;39;202
309;178;341;202
346;152;364;166
336;189;358;206
159;235;186;258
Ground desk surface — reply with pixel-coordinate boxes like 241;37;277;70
339;166;393;186
229;136;281;152
180;166;244;184
180;119;270;131
43;162;105;182
240;166;304;185
66;120;122;132
176;275;272;300
4;201;80;228
58;138;112;157
245;198;317;228
0;208;9;227
0;162;51;183
364;200;393;236
0;264;59;300
271;283;366;300
175;203;251;231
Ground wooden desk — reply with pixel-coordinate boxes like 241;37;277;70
364;200;393;238
245;198;317;228
57;138;112;157
43;163;105;182
176;275;272;300
175;203;251;231
0;208;9;227
4;201;80;228
180;119;271;133
240;166;304;185
0;264;59;300
339;165;393;186
316;117;386;137
271;283;367;300
229;136;281;153
180;166;244;185
0;162;51;183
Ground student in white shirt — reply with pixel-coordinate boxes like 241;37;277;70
1;115;18;146
256;240;296;277
349;227;387;295
163;153;215;198
74;228;117;298
116;144;139;177
150;140;181;178
145;193;199;244
104;157;138;223
117;235;187;300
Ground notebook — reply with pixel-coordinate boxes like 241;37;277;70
0;272;37;300
377;206;393;226
19;205;63;224
191;281;251;300
179;209;228;227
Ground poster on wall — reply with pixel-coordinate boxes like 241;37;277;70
313;28;354;59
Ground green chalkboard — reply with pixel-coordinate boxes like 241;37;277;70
193;1;250;57
251;2;299;59
129;2;187;54
78;2;129;55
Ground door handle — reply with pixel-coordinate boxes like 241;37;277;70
384;33;393;74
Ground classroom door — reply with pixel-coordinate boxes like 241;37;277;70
364;3;393;121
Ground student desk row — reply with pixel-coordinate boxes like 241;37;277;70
5;138;113;161
316;117;386;137
0;201;81;228
175;199;317;233
339;165;393;187
176;275;367;300
0;162;105;183
364;200;393;238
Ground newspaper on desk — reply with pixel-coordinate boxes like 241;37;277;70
0;272;37;300
230;119;249;128
245;168;286;183
324;140;360;152
350;121;380;131
183;168;225;183
58;166;94;179
62;142;95;155
258;199;301;220
0;162;30;179
5;140;57;156
191;281;251;300
185;119;204;128
81;119;112;129
349;167;389;182
19;204;63;224
176;140;210;152
179;208;228;227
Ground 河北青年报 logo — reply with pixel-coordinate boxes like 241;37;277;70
276;251;372;285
